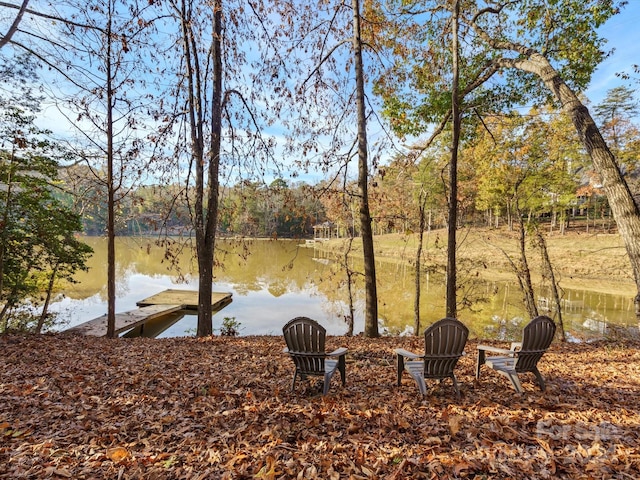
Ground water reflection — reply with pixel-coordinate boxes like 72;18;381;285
50;237;639;340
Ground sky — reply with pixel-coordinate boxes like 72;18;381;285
6;0;640;186
584;1;640;108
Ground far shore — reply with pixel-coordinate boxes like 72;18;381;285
84;226;638;297
311;227;637;298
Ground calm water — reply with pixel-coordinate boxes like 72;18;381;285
50;237;639;340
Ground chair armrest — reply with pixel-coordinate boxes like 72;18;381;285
477;344;515;356
394;348;423;360
327;347;348;357
395;348;422;386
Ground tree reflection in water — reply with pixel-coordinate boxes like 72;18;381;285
50;238;638;340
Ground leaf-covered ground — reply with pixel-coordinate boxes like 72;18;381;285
1;334;639;479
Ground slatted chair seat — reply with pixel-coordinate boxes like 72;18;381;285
476;315;556;393
282;317;347;395
395;317;469;398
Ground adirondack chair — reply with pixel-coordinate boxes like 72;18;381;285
282;317;347;395
476;315;556;393
395;317;469;397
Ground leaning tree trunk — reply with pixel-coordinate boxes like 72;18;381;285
352;0;378;337
510;52;640;317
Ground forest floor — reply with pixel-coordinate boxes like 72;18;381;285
1;333;640;479
317;226;636;297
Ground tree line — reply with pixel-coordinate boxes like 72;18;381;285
57;90;637;242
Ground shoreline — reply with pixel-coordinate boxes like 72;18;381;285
311;228;637;298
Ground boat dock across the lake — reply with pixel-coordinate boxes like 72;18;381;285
65;289;232;337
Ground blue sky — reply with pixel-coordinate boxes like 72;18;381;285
17;0;640;186
584;1;640;108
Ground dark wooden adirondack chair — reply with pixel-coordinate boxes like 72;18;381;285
282;317;347;395
395;317;469;397
476;315;556;393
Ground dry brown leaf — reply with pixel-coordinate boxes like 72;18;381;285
449;414;463;435
255;455;280;480
106;447;130;462
44;467;73;478
0;335;639;479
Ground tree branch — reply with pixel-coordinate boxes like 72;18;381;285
0;0;29;49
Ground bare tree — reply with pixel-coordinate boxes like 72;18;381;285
279;0;388;337
164;0;282;336
4;0;159;337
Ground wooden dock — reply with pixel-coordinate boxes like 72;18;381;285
66;289;232;337
136;289;232;310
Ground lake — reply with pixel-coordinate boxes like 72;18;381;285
50;237;639;341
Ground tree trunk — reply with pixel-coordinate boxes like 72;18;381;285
352;0;378;337
106;1;116;339
414;191;426;336
344;236;356;336
446;0;460;319
36;263;58;334
515;200;537;319
196;0;223;337
0;167;13;305
510;52;640;317
535;228;566;341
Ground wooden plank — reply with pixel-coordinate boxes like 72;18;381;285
136;289;232;310
66;304;182;337
122;311;186;338
66;289;233;337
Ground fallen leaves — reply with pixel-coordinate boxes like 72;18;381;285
0;334;639;479
106;447;130;463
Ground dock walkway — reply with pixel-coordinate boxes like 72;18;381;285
65;289;232;337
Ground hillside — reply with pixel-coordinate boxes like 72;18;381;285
317;227;636;297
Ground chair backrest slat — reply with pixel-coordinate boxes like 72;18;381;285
283;317;327;375
423;317;469;378
516;315;556;372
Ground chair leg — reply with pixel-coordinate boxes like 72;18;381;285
476;350;485;379
396;354;405;386
533;367;546;391
410;372;427;396
338;355;346;386
498;370;523;393
291;371;299;392
451;374;461;398
323;371;333;396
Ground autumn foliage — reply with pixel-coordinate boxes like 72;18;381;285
1;333;639;479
